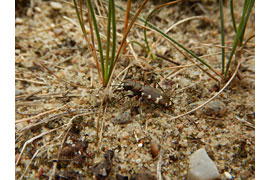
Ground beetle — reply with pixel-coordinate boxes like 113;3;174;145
122;79;173;107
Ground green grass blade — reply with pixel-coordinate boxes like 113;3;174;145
105;0;112;82
108;0;116;82
144;8;158;56
87;0;105;77
73;0;87;36
230;0;237;33
239;0;250;46
224;0;254;77
111;0;149;69
219;0;225;75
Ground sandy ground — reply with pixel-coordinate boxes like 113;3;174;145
15;0;255;179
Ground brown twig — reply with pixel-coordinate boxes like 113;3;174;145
15;78;47;85
23;88;44;101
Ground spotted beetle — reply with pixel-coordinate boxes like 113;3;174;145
122;79;173;107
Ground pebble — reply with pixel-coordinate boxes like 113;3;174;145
138;142;143;148
203;100;226;117
50;2;62;10
34;7;41;13
224;172;233;179
177;123;184;131
188;148;220;180
15;18;23;25
150;140;160;158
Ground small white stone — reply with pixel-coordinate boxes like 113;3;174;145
34;7;41;12
15;18;23;24
50;2;62;10
224;172;233;179
135;159;142;164
188;148;220;180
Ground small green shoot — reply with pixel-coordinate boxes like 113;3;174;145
224;0;254;77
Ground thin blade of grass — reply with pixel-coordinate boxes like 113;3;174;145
105;0;112;81
230;0;237;33
224;0;254;77
108;0;117;83
106;0;221;78
86;5;103;84
73;0;86;35
122;0;131;54
239;0;251;46
219;0;225;75
87;0;105;77
112;0;149;68
73;0;102;82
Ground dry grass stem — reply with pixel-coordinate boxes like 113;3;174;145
235;116;255;129
38;61;84;87
169;60;241;121
15;78;47;85
157;149;164;180
49;126;72;180
19;142;53;180
15;103;69;124
15;126;62;166
154;64;196;72
165;16;212;34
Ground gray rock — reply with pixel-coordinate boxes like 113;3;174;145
188;148;220;180
203;100;226;117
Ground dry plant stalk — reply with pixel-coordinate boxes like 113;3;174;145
122;0;131;54
15;127;62;166
78;0;102;83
